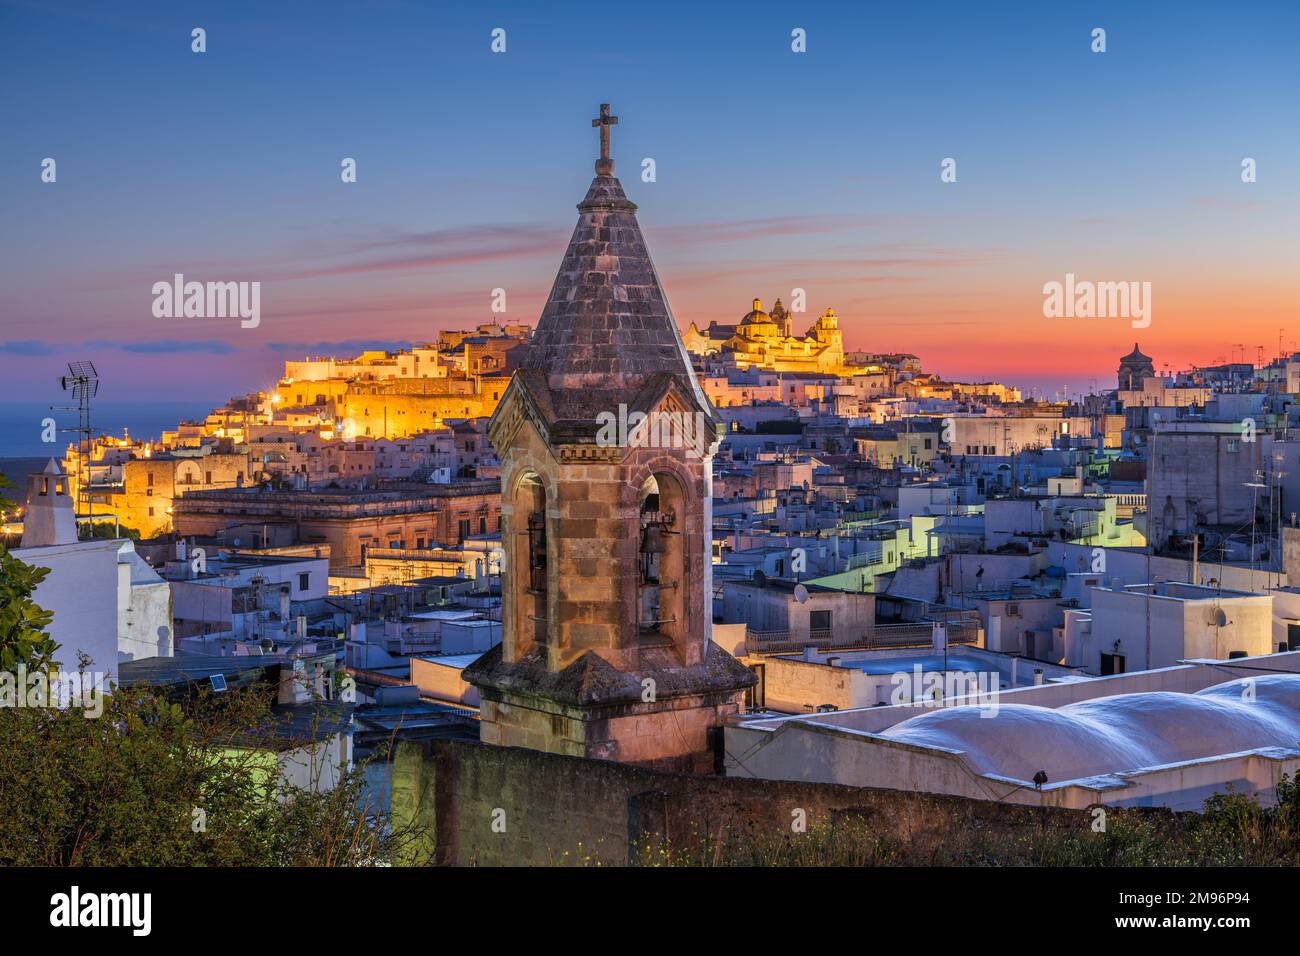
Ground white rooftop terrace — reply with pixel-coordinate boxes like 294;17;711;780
727;650;1300;811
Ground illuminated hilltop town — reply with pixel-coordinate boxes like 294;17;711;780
58;302;1026;544
11;106;1300;862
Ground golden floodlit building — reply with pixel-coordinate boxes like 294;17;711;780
684;298;864;375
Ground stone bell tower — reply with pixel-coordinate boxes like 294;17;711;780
464;104;755;773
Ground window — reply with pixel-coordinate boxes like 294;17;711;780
479;516;487;534
458;519;471;539
297;572;310;592
810;610;832;631
527;511;547;592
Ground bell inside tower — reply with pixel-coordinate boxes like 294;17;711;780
638;475;678;645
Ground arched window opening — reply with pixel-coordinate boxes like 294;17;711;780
638;473;686;649
511;472;549;656
527;510;547;594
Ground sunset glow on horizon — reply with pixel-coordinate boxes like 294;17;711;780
2;0;1297;404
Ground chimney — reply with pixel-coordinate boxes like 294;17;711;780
20;459;78;548
931;621;947;654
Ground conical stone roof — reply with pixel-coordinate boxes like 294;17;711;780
519;115;710;422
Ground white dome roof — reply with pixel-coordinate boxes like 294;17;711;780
878;675;1300;783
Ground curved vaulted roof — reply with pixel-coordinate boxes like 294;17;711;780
879;674;1300;783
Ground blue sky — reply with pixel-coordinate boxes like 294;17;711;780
1;0;1297;405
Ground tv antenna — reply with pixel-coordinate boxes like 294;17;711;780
51;361;100;521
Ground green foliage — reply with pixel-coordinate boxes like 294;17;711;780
637;777;1300;867
78;521;141;542
633;816;899;867
0;472;60;674
0;545;59;676
0;682;421;866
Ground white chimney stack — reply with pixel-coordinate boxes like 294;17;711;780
20;459;78;548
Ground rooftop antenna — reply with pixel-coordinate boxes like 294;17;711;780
1246;473;1267;574
51;360;100;523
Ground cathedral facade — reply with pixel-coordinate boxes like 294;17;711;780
683;298;856;374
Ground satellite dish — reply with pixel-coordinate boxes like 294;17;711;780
1212;607;1228;628
793;584;810;604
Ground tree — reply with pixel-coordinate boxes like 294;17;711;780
0;681;424;866
0;472;59;675
79;521;141;541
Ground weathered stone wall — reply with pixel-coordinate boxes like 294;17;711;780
742;653;874;711
390;737;1107;867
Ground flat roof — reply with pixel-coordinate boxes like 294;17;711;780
414;652;483;669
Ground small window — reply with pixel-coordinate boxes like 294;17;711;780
297;572;310;592
810;609;832;631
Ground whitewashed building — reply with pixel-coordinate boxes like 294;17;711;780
13;460;172;681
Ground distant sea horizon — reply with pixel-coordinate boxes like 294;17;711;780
0;400;221;459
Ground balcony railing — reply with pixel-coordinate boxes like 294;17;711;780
744;621;980;656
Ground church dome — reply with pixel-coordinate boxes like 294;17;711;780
741;297;771;322
738;298;778;336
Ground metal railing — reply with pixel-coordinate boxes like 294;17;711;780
744;621;980;656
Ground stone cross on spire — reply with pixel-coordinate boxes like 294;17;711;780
591;103;619;176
